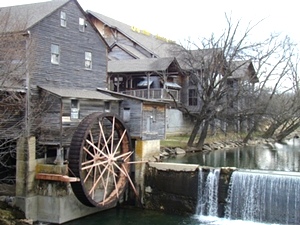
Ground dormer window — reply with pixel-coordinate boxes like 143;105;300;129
79;18;85;32
60;11;66;27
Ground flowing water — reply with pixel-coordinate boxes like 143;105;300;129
65;139;300;224
196;168;220;217
225;170;300;224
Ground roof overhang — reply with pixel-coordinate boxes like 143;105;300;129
39;86;119;101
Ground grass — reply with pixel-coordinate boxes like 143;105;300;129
161;132;246;148
160;134;190;148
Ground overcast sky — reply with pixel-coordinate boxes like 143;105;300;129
1;0;299;45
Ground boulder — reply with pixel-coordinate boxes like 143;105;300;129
175;147;186;155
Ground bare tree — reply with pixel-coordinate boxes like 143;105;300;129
0;9;37;184
242;35;297;143
261;53;300;141
174;15;298;148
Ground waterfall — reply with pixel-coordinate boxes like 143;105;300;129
225;170;300;224
196;168;220;217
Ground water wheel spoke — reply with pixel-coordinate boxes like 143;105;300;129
83;164;95;183
112;129;127;155
93;163;107;200
99;135;113;155
69;113;138;207
81;158;108;171
125;160;148;164
113;161;128;177
88;131;97;155
83;146;97;159
123;151;133;162
81;158;96;166
113;151;132;164
88;162;110;195
102;163;119;203
90;165;98;199
98;120;111;154
121;164;138;196
81;154;106;166
102;166;111;203
86;139;109;159
110;116;115;154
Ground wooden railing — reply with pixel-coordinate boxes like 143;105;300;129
121;88;180;101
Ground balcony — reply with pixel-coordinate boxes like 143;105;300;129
121;88;180;102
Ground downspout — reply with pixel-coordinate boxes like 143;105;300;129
54;98;64;165
147;72;150;98
24;30;31;195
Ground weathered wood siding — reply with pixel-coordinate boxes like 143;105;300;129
38;91;120;147
21;1;110;141
109;45;135;60
30;1;107;91
89;17;151;60
120;99;142;138
120;99;166;140
38;92;61;145
141;104;166;140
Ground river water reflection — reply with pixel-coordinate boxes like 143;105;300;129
164;138;300;172
65;139;300;224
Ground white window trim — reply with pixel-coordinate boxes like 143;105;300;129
51;44;60;64
85;51;92;69
60;11;66;27
79;18;85;32
70;99;80;120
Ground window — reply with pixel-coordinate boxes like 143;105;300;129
188;89;197;106
123;107;130;122
85;52;92;69
79;18;85;32
70;99;79;119
51;44;60;64
104;102;110;112
60;11;66;27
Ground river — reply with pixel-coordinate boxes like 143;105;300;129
64;139;300;224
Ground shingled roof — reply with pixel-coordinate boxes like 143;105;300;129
230;60;258;83
112;43;148;59
0;0;69;33
108;57;178;73
39;86;119;101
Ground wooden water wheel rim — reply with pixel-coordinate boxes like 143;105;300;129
68;112;137;207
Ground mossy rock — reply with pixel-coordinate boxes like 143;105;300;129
0;208;15;219
0;201;28;225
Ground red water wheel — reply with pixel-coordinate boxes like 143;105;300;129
68;112;137;207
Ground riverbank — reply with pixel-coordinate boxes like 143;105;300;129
159;135;276;159
0;195;32;225
159;130;300;159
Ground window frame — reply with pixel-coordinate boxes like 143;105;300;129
79;17;85;32
70;99;80;120
51;44;60;64
84;51;92;69
60;11;66;27
188;89;198;106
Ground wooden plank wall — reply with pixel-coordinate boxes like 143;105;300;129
120;99;166;140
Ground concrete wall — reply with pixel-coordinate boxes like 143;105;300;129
144;162;199;215
15;136;111;224
143;162;235;217
166;108;193;135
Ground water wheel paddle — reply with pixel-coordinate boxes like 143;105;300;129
68;112;136;207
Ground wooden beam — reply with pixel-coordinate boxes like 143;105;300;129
35;173;80;182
